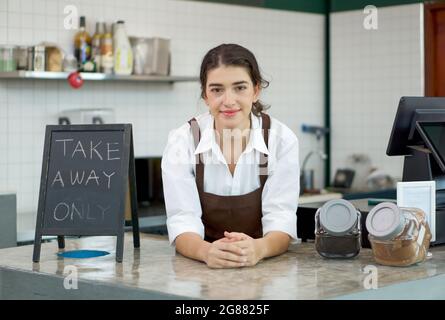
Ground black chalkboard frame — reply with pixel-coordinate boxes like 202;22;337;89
32;124;140;263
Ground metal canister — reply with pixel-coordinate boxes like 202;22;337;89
27;47;34;70
33;45;45;71
16;46;29;70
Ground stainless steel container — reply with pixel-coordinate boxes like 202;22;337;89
27;47;34;70
130;37;170;76
16;46;29;70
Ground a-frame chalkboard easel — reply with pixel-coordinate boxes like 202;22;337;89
32;124;140;263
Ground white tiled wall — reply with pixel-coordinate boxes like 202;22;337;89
0;0;325;231
330;3;424;185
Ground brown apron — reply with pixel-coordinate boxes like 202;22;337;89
188;113;270;242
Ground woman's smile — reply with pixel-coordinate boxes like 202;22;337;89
220;109;241;118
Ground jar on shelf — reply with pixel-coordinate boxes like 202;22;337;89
366;202;432;267
315;199;361;259
0;45;17;72
15;46;29;70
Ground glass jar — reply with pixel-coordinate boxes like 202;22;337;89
33;45;45;71
0;45;17;71
315;199;361;258
366;202;432;267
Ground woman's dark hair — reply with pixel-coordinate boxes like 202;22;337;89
199;43;270;116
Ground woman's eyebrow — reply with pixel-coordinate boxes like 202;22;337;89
208;81;248;87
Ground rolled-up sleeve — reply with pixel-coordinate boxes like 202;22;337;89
161;126;204;245
261;130;299;240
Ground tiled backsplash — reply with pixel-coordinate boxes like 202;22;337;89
0;0;326;226
330;3;424;184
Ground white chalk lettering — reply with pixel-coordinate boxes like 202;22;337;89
90;140;103;160
55;139;121;160
53;201;109;222
85;170;100;186
107;142;120;160
54;202;70;221
72;141;87;159
96;205;110;220
102;171;116;189
55;139;74;157
70;170;85;185
71;202;83;220
86;205;96;220
51;171;65;187
55;170;115;187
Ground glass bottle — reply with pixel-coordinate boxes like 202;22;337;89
315;199;361;258
366;202;432;267
100;24;113;74
74;16;91;71
91;21;105;72
113;20;133;75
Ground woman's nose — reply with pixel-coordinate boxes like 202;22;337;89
222;90;236;106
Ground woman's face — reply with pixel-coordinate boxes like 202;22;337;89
204;65;260;130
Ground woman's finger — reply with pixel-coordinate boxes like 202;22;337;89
216;249;248;263
214;258;245;269
219;237;238;243
230;239;252;249
224;231;249;240
216;241;246;256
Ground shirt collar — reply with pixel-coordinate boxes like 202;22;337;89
194;112;270;156
245;113;270;156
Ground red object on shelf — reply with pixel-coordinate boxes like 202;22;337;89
67;71;84;89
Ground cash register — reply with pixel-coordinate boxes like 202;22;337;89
297;97;445;247
387;96;445;245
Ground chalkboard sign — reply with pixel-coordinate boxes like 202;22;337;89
33;124;140;262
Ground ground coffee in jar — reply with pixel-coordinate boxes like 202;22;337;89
315;199;361;258
366;202;432;267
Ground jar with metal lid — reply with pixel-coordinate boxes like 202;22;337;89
315;199;361;258
366;202;432;267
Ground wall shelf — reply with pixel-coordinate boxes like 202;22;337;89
0;71;198;83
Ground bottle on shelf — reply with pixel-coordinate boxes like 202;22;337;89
100;23;114;74
113;20;133;75
91;20;105;73
74;16;92;72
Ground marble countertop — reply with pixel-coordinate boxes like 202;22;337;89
1;233;445;299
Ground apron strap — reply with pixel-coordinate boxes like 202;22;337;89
259;112;270;188
188;112;271;192
188;118;205;192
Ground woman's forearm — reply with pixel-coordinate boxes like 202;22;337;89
175;232;211;263
255;231;291;260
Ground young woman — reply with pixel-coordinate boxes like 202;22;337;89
162;44;299;269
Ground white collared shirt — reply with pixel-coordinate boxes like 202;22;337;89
161;112;300;244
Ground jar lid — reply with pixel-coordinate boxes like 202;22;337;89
319;199;358;236
366;202;405;240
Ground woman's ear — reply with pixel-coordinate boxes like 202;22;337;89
202;91;209;106
253;84;261;103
